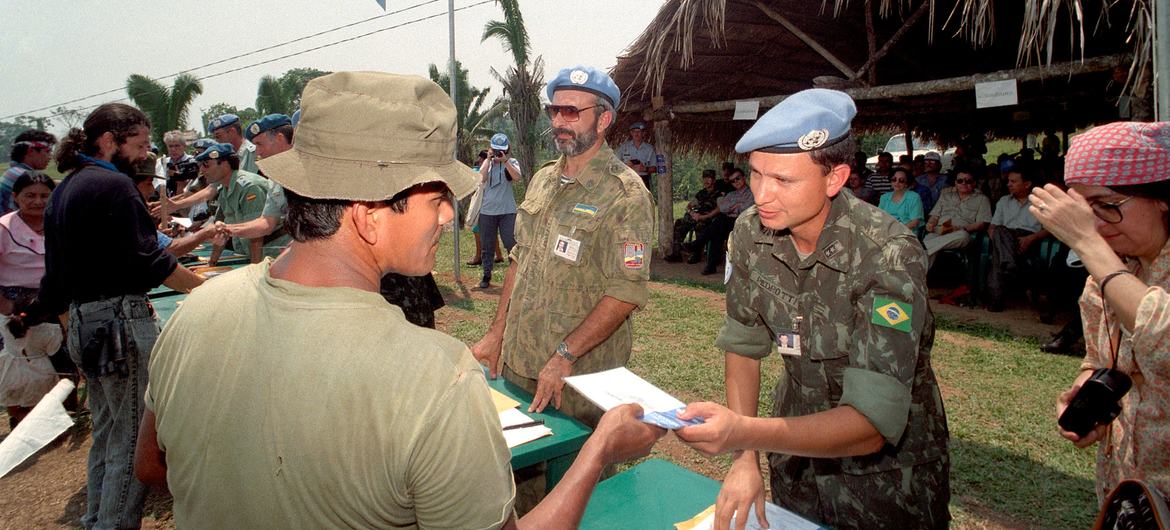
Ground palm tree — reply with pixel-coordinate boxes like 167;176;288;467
482;0;544;183
125;73;204;145
429;61;506;163
256;68;331;116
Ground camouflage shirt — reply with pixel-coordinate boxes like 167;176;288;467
503;144;654;379
716;191;950;528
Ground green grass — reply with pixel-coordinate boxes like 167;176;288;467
430;223;1095;529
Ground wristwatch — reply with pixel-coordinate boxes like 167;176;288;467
555;341;577;364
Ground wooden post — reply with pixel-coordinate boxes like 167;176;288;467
865;0;878;85
904;122;913;158
653;119;674;259
854;0;931;82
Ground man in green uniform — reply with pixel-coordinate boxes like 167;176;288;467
472;65;655;426
675;89;951;529
208;113;258;174
195;143;290;264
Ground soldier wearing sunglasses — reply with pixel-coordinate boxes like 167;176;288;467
472;66;654;429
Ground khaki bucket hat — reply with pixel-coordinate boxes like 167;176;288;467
257;71;478;201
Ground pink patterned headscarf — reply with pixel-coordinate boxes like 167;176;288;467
1064;122;1170;186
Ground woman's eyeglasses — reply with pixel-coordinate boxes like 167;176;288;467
892;178;908;184
1090;197;1133;224
955;178;974;184
543;104;600;122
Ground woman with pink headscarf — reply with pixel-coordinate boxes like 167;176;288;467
1031;122;1170;504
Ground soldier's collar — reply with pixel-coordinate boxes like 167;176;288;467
758;194;853;273
559;144;620;191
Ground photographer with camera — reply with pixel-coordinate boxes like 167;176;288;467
158;131;200;217
1030;122;1170;505
475;133;521;289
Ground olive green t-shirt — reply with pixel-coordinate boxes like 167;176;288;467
146;261;515;529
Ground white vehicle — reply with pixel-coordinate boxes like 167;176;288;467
867;134;957;169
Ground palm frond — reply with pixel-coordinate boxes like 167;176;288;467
168;73;203;132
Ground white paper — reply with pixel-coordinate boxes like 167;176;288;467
975;79;1018;108
171;217;193;228
562;367;703;429
733;100;760;120
694;501;824;530
0;379;76;478
499;407;553;448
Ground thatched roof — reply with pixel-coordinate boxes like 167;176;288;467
609;0;1151;155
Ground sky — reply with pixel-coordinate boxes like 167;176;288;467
0;0;664;136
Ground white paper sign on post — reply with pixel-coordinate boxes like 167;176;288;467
734;100;761;120
975;79;1019;109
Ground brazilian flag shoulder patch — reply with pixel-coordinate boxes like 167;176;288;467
871;296;912;332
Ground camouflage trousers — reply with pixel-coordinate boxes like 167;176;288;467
768;454;951;529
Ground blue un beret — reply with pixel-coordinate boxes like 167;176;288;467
735;89;857;154
191;138;216;152
194;142;236;162
208;113;241;132
245;113;293;141
546;65;620;109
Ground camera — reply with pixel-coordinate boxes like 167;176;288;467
1058;367;1132;437
168;159;200;181
493;149;506;159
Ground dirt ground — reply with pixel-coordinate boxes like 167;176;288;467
0;263;1064;528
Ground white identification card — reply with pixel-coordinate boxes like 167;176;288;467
553;234;582;262
776;331;801;357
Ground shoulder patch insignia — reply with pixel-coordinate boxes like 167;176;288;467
245;193;257;201
871;296;912;332
622;242;645;269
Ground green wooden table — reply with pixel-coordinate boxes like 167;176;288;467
149;291;592;491
482;371;592;491
580;459;722;529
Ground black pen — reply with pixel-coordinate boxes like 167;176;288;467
503;420;545;431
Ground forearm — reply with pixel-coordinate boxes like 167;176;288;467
208;243;224;266
230;216;278;239
1077;236;1144;330
166;227;216;256
517;441;606;530
725;353;763;466
736;406;884;458
162;265;205;293
486;261;518;335
964;221;987;233
562;296;637;359
134;409;168;488
169;185;215;210
906;219;921;229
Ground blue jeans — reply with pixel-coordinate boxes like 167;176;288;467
67;295;156;530
479;213;516;278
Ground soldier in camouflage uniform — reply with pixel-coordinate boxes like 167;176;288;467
676;89;950;529
472;65;654;427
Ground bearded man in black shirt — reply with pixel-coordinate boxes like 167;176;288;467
39;103;203;529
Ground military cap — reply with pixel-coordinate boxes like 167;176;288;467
546;65;620;108
191;138;216;151
629;121;646;130
490;133;509;150
194;142;236;162
245;113;293;141
924;151;942;162
735;88;856;154
208;113;241;132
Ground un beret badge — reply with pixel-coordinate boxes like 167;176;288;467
208;150;219;159
249;123;261;135
569;70;588;84
797;129;829;150
210;119;222;129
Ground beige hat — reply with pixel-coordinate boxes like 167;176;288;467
257;71;478;201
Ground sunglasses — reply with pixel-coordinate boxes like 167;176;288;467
544;104;601;122
1089;196;1133;224
892;178;908;184
955;178;974;184
729;175;744;182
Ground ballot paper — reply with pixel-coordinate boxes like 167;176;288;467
562;367;703;429
0;380;76;479
499;407;553;448
675;502;825;530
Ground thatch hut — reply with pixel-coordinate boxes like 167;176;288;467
608;0;1155;254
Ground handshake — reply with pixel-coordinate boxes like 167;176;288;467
210;221;237;246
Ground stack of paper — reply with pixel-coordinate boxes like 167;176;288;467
562;367;704;429
675;502;825;530
490;388;552;448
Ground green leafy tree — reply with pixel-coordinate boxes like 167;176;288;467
482;0;543;183
200;104;261;136
428;61;505;163
255;67;330;116
125;73;204;145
